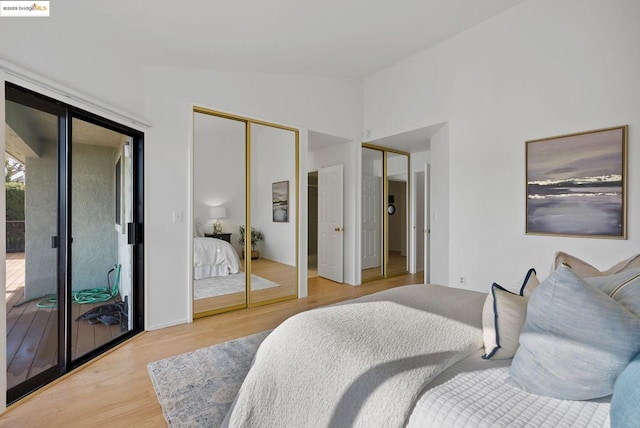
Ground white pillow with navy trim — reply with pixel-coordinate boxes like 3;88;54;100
482;268;538;360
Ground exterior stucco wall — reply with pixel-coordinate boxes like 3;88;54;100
71;144;119;292
24;143;119;299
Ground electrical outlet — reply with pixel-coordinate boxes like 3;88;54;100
459;275;466;285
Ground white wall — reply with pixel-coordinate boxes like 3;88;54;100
251;124;297;266
0;4;144;116
144;66;362;329
193;113;246;253
364;0;640;291
308;141;360;285
429;126;450;285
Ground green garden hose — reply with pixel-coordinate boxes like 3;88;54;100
14;265;121;309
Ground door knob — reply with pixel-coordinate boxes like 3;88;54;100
334;227;344;232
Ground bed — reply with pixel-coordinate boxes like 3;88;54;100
193;237;241;280
222;252;640;427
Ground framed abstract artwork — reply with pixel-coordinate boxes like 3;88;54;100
526;126;627;238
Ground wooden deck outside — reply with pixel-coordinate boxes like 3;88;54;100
5;253;125;391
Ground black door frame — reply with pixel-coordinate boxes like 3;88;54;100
5;82;145;404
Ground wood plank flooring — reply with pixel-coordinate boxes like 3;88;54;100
362;250;408;281
5;253;125;391
194;257;298;317
1;271;423;427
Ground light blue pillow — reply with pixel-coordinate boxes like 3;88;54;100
509;265;640;400
587;268;640;318
611;352;640;427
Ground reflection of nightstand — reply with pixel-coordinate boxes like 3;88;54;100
204;233;232;243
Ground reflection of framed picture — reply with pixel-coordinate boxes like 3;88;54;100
526;126;627;238
272;180;289;223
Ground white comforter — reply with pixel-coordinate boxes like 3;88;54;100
193;237;240;280
224;284;487;428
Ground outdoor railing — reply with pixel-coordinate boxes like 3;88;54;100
6;220;25;252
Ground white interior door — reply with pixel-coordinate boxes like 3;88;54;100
415;170;425;273
424;164;430;284
361;175;381;270
318;164;343;283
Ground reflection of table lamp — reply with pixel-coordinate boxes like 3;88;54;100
210;206;226;234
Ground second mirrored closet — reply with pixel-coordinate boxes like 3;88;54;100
361;144;409;281
192;107;299;318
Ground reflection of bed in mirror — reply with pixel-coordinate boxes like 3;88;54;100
193;237;282;299
193;237;240;280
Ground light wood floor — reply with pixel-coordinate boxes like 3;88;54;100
362;250;407;281
193;257;298;316
1;271;423;427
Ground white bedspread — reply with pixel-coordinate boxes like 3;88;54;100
193;237;240;280
224;284;487;428
408;350;611;428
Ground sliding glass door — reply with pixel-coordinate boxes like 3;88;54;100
5;82;145;403
5;91;62;395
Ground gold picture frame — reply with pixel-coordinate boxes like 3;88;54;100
526;125;628;239
272;180;289;223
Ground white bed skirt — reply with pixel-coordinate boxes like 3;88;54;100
194;264;230;280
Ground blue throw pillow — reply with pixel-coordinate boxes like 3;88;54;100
509;265;640;400
611;352;640;427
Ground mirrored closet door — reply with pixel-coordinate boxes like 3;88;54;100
192;108;299;318
361;144;409;281
249;123;298;306
361;147;384;281
386;151;409;277
193;111;247;317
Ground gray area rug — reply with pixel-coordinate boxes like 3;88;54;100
194;272;278;299
148;330;271;427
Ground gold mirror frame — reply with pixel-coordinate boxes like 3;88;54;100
192;106;299;319
361;143;410;281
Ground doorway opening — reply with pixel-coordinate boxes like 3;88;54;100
307;171;318;279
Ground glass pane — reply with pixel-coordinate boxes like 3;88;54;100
249;123;297;305
70;117;132;359
192;112;246;316
5;99;58;389
386;152;409;277
361;147;384;280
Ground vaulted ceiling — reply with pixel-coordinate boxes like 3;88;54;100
39;0;526;78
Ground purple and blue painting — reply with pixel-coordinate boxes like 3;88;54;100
526;127;627;238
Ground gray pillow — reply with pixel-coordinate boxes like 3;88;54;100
509;264;640;400
586;268;640;318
